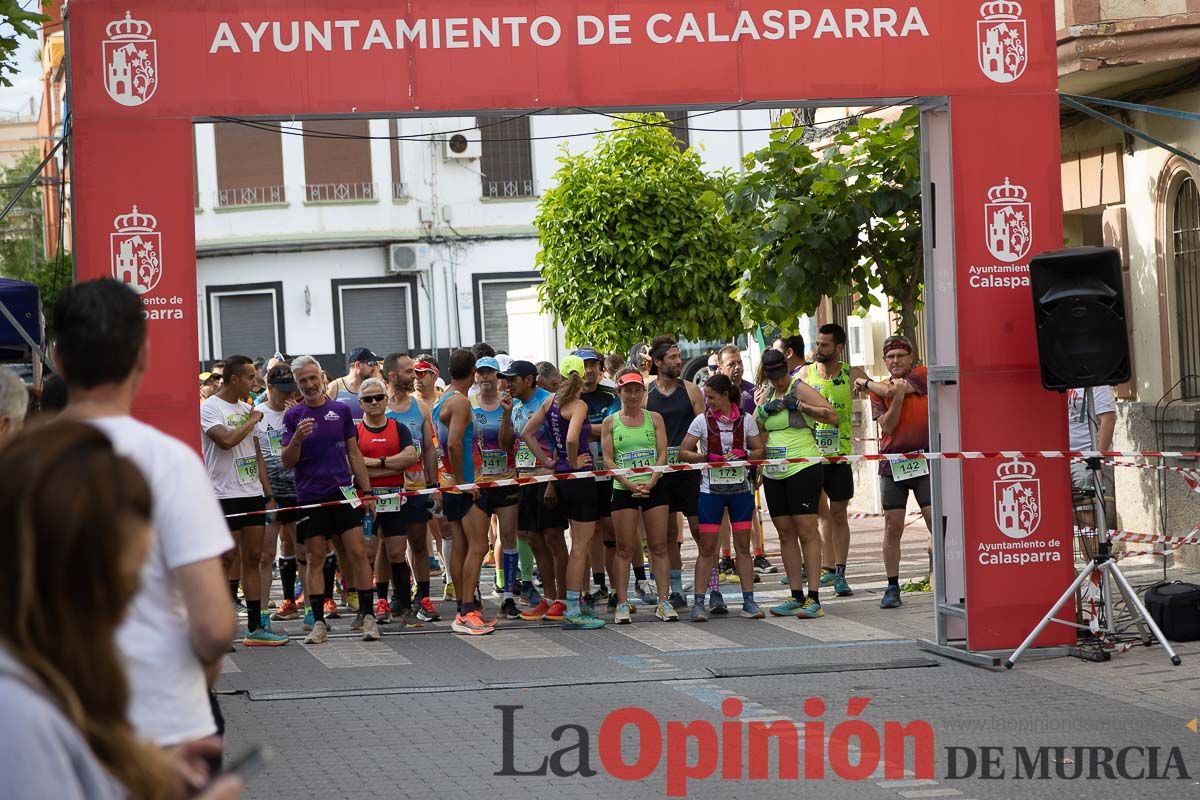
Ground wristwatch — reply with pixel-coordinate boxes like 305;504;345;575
378;456;387;468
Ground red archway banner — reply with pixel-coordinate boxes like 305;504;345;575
69;0;1071;650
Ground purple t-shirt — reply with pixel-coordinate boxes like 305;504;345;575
739;379;756;416
282;399;355;502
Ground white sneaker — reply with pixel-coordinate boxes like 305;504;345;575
303;620;328;645
655;600;679;622
362;615;380;642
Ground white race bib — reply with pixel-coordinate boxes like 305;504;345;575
710;463;745;486
481;449;508;476
814;428;839;455
267;429;283;457
618;448;655;471
763;446;789;477
516;442;537;470
372;487;402;513
340;484;362;509
667;446;681;465
890;455;929;481
235;455;259;485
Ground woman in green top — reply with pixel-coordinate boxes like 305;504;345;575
755;349;838;620
601;368;672;624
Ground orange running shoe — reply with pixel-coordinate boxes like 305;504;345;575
483;551;496;568
323;598;341;619
519;599;551;621
451;610;494;635
270;599;299;621
543;600;567;622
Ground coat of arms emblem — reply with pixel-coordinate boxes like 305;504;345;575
110;206;163;295
103;11;157;106
994;456;1041;539
977;1;1027;84
985;177;1032;264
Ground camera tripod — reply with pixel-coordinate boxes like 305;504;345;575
1005;387;1181;669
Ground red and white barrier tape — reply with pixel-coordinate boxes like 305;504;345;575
223;448;1200;519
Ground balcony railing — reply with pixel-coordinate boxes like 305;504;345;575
216;185;286;208
484;179;534;199
304;182;377;203
392;182;407;200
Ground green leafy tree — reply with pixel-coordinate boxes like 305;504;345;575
535;113;742;353
727;107;924;346
1;148;68;335
0;1;48;89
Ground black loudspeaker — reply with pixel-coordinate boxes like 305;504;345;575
1029;246;1130;390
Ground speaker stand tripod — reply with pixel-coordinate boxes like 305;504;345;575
1005;387;1181;669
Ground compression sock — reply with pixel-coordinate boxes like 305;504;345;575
565;590;581;617
518;539;534;582
247;601;261;632
279;557;297;602
310;594;325;623
375;581;389;603
391;562;412;609
503;549;520;598
323;556;337;598
358;588;375;618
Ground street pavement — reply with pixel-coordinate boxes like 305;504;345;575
218;515;1200;799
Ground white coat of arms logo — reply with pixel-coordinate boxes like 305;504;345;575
110;206;163;295
994;456;1041;539
103;11;157;106
977;1;1027;84
985;177;1032;263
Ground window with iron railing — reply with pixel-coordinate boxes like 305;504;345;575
213;121;286;208
389;119;406;200
1173;176;1200;397
479;115;534;199
302;119;376;203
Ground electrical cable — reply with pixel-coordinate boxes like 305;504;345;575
0;128;65;226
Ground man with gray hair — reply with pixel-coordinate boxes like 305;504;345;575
0;366;28;444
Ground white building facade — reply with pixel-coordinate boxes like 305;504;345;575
192;110;775;370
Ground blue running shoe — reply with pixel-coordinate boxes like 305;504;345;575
561;612;605;630
795;597;824;619
741;599;765;619
770;598;805;616
880;585;902;609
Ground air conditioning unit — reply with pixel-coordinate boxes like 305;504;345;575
387;243;433;274
442;132;481;160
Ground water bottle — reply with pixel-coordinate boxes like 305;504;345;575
362;512;375;542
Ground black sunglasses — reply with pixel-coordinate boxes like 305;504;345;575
361;394;387;403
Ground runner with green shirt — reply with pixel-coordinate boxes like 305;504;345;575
755;348;838;620
602;368;672;624
807;323;871;597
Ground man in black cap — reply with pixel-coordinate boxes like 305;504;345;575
327;346;382;423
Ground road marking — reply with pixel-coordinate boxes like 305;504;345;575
898;791;963;798
761;615;897;642
220;656;241;674
458;629;576;660
611;623;741;652
302;640;411;668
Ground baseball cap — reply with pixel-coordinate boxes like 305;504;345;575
882;335;914;356
476;356;501;372
414;360;439;376
560;354;585;377
499;359;538;378
761;349;789;379
266;365;298;393
574;347;602;362
199;371;213;382
347;346;381;364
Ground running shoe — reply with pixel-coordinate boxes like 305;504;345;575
614;602;632;624
323;598;340;619
819;569;837;587
709;590;729;616
668;592;687;611
451;610;494;635
607;593;618;612
655;600;679;622
362;615;381;641
303;620;328;645
483;551;496;568
561;612;605;630
718;556;735;576
594;585;611;601
271;599;299;621
302;607;315;631
635;581;658;606
397;609;423;629
520;599;551;621
753;555;777;574
346;592;360;613
690;601;708;623
417;597;441;622
243;626;289;647
681;580;694;594
500;598;521;620
374;598;392;623
351;612;366;631
834;574;854;597
543;600;567;622
880;585;902;609
741;599;765;619
770;598;805;617
520;583;542;608
442;581;456;601
795;597;824;619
